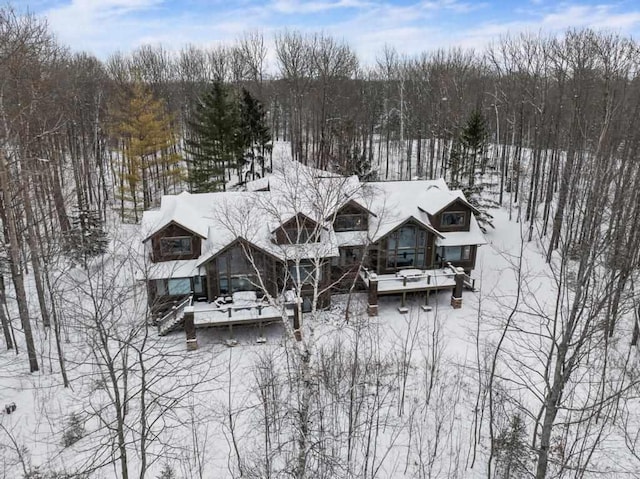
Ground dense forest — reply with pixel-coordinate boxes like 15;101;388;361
3;4;640;478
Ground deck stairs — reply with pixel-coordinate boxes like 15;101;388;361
157;296;193;336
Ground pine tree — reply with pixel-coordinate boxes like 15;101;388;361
337;145;378;181
452;110;499;232
111;83;183;221
186;82;244;192
493;414;531;478
239;88;272;180
65;206;109;268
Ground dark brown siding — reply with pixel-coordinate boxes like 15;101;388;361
149;222;202;262
429;199;473;232
273;214;320;244
333;202;369;231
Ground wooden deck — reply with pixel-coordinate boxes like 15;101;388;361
191;301;293;328
360;268;458;295
157;296;293;336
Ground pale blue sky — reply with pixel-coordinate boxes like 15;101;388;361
16;0;640;64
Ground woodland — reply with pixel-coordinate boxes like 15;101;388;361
2;3;640;478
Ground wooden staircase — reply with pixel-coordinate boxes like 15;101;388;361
157;296;193;336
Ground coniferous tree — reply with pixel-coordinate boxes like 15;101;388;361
111;82;183;221
239;88;272;180
452;110;498;232
186;82;243;192
493;414;531;478
65;206;109;268
336;146;378;181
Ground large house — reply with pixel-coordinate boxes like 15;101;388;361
141;162;486;329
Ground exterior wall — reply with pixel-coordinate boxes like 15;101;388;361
273;214;320;245
435;244;477;272
149;223;202;262
147;276;206;315
428;199;473;232
372;219;436;275
330;246;367;292
203;240;280;300
332;202;369;232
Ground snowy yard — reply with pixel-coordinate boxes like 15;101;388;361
1;207;639;478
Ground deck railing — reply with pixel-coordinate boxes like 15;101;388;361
157;295;193;335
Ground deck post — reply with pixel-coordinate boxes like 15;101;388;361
451;268;464;309
425;290;429;306
184;307;197;351
367;273;378;317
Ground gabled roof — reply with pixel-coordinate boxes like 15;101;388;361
436;215;487;246
367;179;447;241
142;191;210;242
419;187;480;216
141;166;486;278
271;212;324;235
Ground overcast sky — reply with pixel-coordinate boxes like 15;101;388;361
17;0;640;65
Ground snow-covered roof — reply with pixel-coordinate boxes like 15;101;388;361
367;179;449;240
142;191;210;241
436;216;487;247
145;259;201;280
140;166;486;274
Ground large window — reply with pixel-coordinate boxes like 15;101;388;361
441;212;466;227
168;278;191;295
160;236;192;255
153;278;192;296
289;261;321;285
437;246;471;262
216;244;267;295
386;225;427;269
283;227;317;243
339;247;363;267
334;214;367;232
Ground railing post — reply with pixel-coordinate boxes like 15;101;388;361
368;273;378;317
184;307;197;350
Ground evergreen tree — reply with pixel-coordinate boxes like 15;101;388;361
185;82;243;192
451;110;498;232
493;414;531;478
337;145;378;181
65;206;109;268
239;88;272;180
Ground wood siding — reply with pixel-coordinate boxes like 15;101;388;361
273;214;321;244
332;201;370;232
428;199;473;232
149;222;202;262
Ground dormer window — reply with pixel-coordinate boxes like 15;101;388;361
283;227;317;243
160;236;192;255
334;214;366;232
274;213;320;244
333;201;370;232
441;212;465;227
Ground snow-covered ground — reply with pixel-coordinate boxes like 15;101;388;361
1;200;639;477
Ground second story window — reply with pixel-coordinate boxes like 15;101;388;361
284;227;317;243
334;213;366;232
160;236;192;256
441;212;466;227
